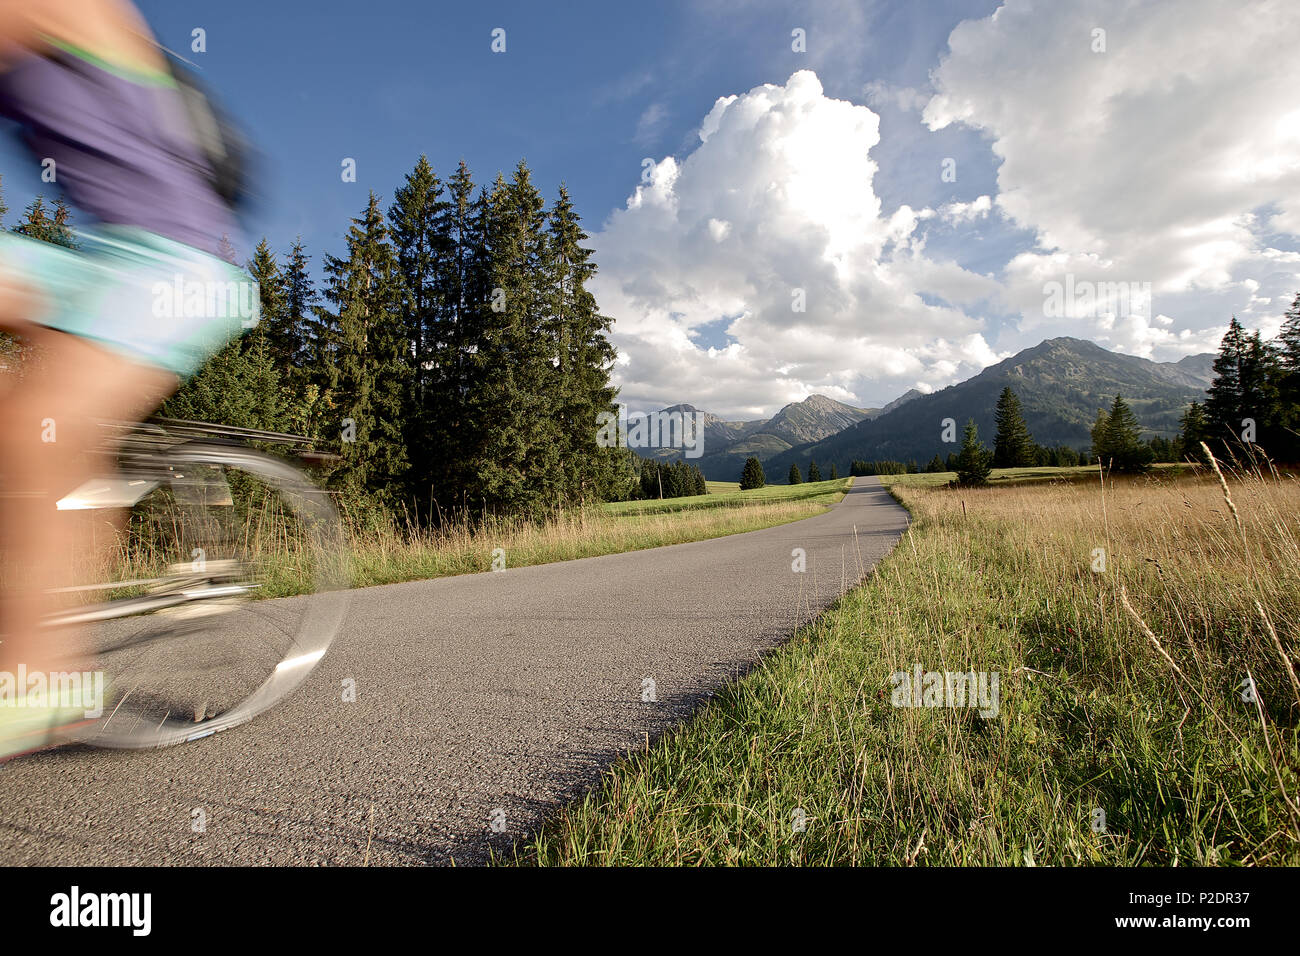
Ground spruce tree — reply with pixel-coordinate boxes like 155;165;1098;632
1205;317;1286;456
1277;292;1300;460
389;155;451;509
807;459;822;482
992;386;1035;468
955;419;992;487
829;463;838;479
1093;394;1151;472
276;238;331;439
245;238;288;363
432;163;488;511
12;195;77;248
317;192;410;503
282;239;321;375
547;183;620;504
463;163;563;515
1244;330;1283;453
162;334;286;432
1089;407;1110;464
788;463;802;484
740;456;765;490
1205;318;1249;447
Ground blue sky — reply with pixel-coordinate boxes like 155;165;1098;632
3;0;1299;418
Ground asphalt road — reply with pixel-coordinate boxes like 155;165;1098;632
1;476;908;865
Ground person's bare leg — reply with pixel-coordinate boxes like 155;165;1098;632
0;308;177;680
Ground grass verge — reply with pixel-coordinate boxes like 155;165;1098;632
503;463;1300;865
604;477;851;516
89;478;851;598
343;484;847;589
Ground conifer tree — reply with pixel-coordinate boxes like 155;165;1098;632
740;456;765;490
281;239;319;374
162;334;286;431
788;463;802;484
1277;292;1300;460
1092;394;1151;472
317;192;409;502
12;195;77;248
464;162;568;515
424;162;488;510
992;386;1035;468
245;238;288;360
1205;317;1249;446
548;183;620;504
955;419;992;487
1204;318;1286;455
807;459;822;482
389;155;451;507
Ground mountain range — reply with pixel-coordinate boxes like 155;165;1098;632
639;337;1216;481
645;394;879;466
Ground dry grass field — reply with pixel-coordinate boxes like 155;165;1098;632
510;458;1300;865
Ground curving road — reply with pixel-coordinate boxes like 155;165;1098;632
0;477;908;865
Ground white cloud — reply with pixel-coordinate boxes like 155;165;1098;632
939;194;992;225
633;102;669;147
924;0;1300;357
592;70;995;417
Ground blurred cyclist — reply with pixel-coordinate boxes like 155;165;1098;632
0;0;255;758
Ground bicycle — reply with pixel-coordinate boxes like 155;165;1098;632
38;417;349;749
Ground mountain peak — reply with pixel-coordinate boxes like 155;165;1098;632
756;336;1210;479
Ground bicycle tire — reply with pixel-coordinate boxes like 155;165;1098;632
48;441;349;749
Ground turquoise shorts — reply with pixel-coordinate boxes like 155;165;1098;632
0;225;257;377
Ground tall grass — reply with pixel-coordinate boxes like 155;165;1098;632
340;493;841;588
508;461;1300;866
67;485;844;599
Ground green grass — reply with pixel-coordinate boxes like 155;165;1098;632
503;465;1300;866
342;489;847;590
883;463;1191;490
93;480;853;604
603;477;852;516
97;481;853;603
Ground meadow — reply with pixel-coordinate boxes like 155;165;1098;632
508;459;1300;865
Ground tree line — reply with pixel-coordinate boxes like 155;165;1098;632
1;160;631;523
631;458;708;499
1179;302;1300;463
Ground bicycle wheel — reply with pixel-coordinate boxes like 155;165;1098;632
44;441;349;748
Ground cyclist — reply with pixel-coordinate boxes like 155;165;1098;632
0;0;256;758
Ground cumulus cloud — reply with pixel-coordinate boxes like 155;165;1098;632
923;0;1300;356
591;70;997;417
938;194;992;225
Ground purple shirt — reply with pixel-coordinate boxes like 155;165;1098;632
0;49;237;259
